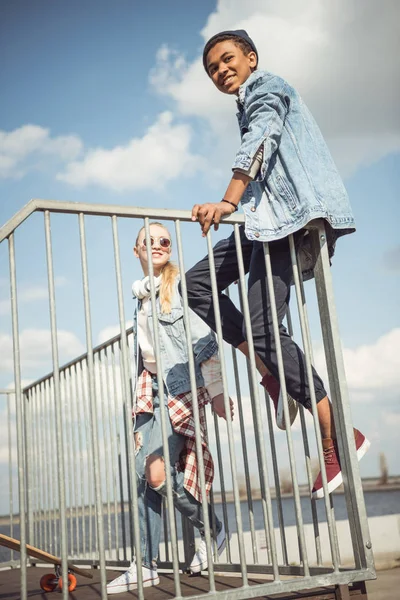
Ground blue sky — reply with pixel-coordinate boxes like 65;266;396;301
0;0;399;512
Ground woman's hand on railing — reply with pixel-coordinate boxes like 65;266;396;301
211;393;234;420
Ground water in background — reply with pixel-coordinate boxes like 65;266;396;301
1;488;399;561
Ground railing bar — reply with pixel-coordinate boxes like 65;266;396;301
262;386;289;565
111;215;144;596
288;234;340;569
7;392;15;560
263;237;309;574
31;386;40;551
43;211;69;600
72;364;85;556
233;224;280;577
286;306;323;566
206;227;248;584
39;382;49;553
104;347;120;561
310;224;373;572
45;380;57;555
97;351;113;557
110;344;126;562
212;412;232;563
175;219;217;589
68;365;81;557
229;341;258;564
144;218;181;596
63;370;75;554
43;380;54;555
25;389;34;550
78;212;108;597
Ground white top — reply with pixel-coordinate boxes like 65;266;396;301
136;297;223;397
137;297;157;374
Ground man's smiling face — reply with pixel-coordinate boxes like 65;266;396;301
206;40;257;95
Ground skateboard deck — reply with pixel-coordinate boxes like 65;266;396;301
0;533;93;592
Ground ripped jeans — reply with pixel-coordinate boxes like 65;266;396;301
134;376;221;569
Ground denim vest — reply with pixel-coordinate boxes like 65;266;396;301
133;280;218;397
233;70;356;243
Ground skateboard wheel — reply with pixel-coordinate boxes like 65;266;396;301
40;573;58;592
59;573;77;592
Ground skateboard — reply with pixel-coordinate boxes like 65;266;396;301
0;533;93;592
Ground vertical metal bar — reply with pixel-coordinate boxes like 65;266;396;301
78;213;108;596
96;352;113;556
204;225;249;584
37;382;48;552
111;215;144;598
111;345;127;562
232;224;280;578
30;386;38;549
263;238;310;574
7;393;15;560
286;303;322;567
44;211;69;600
212;412;232;562
80;359;94;558
48;378;59;556
9;232;27;598
310;223;374;572
142;217;181;596
72;363;86;557
229;341;258;564
42;380;54;555
24;390;34;550
288;233;341;569
104;348;120;560
67;365;81;557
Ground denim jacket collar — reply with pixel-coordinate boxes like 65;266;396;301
237;69;267;105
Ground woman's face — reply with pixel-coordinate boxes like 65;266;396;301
134;224;172;276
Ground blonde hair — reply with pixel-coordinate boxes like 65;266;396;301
135;222;179;314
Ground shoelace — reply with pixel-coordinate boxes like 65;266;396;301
323;444;338;465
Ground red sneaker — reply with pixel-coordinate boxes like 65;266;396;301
312;428;370;499
261;373;298;430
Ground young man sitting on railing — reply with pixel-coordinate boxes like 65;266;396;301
185;29;370;500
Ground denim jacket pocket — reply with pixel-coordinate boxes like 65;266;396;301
274;173;298;211
157;307;185;340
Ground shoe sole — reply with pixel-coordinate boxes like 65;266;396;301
189;537;227;574
276;393;299;431
107;577;160;594
312;437;371;500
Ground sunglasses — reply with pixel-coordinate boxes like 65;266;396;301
142;236;171;249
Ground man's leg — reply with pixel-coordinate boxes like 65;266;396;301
184;227;252;348
247;237;327;409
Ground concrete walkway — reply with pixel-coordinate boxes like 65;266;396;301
366;567;399;600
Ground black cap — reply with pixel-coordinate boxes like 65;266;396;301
203;29;258;73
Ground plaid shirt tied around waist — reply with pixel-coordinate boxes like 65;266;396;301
134;369;214;503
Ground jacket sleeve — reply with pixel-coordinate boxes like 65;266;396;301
232;75;289;181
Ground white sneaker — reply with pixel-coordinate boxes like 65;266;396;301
107;561;159;594
190;522;226;574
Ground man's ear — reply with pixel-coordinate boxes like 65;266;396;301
133;245;139;258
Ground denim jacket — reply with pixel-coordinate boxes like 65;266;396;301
133;280;218;397
234;70;355;243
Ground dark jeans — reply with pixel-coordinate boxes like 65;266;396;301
184;226;326;410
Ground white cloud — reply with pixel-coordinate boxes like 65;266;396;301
149;0;400;177
57;112;204;192
0;124;82;179
97;321;133;345
314;328;400;397
0;328;85;373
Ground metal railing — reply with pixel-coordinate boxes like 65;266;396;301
0;199;375;599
